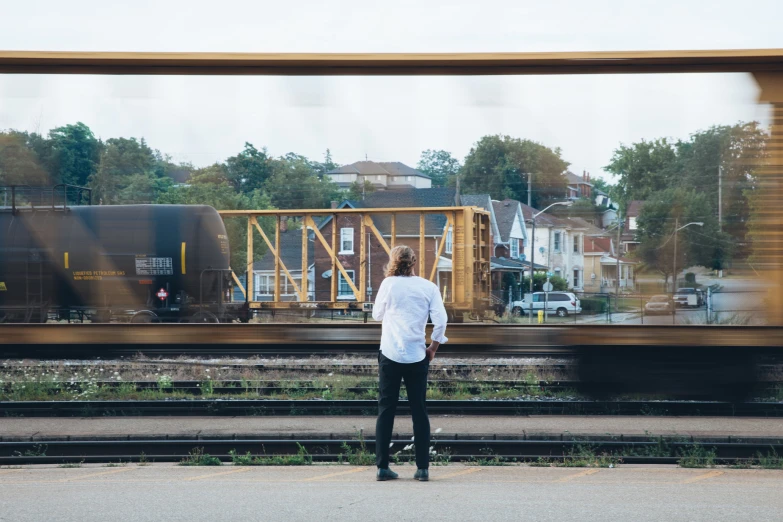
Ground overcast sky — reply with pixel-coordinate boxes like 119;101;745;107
1;0;781;181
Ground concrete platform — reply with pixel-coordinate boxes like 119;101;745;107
1;464;781;521
3;415;783;442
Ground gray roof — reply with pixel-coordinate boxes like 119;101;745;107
253;229;315;272
461;194;501;243
565;171;593;186
347;188;457;235
518;202;570;228
491;199;522;243
327;161;431;179
491;256;548;271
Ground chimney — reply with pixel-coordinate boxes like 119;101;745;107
583;170;586;181
330;201;339;209
280;216;288;233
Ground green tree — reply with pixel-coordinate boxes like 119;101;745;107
48;122;102;186
604;138;678;206
225;143;274;193
345;179;375;201
157;182;274;274
265;153;341;209
313;149;339;177
417;149;461;187
0;132;50;185
635;187;733;285
90;137;159;204
460;135;569;208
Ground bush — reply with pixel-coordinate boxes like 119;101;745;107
580;296;608;314
685;272;696;284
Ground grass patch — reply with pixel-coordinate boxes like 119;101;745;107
339;433;375;466
757;449;783;469
12;444;47;458
229;444;313;466
58;460;84;468
179;447;222;466
677;445;717;468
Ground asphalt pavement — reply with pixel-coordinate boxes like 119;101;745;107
0;464;780;521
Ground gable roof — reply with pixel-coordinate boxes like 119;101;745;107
626;200;644;217
565;171;593;187
327;161;430;179
562;217;605;235
518;202;570;228
492;199;524;243
584;236;614;255
461;194;501;243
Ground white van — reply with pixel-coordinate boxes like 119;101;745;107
510;292;582;317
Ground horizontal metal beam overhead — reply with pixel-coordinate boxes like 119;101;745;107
1;49;783;75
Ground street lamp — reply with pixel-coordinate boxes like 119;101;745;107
527;201;573;323
672;220;704;293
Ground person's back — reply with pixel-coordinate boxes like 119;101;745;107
372;275;447;364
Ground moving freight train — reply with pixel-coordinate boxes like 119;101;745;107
0;198;241;323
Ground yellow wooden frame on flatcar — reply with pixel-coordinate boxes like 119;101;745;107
219;207;491;315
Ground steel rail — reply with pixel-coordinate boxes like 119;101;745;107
1;49;783;76
2;438;782;465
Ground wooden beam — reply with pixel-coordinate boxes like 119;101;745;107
3;49;783;76
246;217;253;304
390;214;396;249
331;216;337;302
419;213;426;277
359;215;367;302
301;215;309;302
231;270;246;299
430;214;453;283
363;215;391;255
274;216;281;302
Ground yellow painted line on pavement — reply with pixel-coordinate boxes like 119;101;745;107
185;468;250;481
437;468;482;480
682;470;724;484
301;467;366;482
556;469;600;483
63;468;133;481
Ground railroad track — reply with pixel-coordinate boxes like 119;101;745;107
2;437;782;466
3;399;783;417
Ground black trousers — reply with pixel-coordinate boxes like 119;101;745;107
376;351;430;470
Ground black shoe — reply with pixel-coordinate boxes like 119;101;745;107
414;469;429;481
376;468;399;481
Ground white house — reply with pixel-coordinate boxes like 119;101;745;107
325;161;432;190
519;203;587;291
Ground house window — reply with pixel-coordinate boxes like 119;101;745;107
340;228;354;254
510;238;519;259
554;232;561;252
255;275;272;296
445;228;453;254
338;270;355;298
406;176;413;181
573;269;580;288
573;235;580;254
628;217;637;230
376;175;381;181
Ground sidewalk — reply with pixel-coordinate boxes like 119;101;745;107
3;415;783;442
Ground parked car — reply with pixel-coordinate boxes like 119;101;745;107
645;295;674;315
510;292;582;317
673;287;702;308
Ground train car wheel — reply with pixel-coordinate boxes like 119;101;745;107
189;311;220;323
131;311;159;323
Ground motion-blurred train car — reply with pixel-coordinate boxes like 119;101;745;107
0;196;241;323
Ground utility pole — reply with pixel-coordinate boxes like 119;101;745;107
527;172;532;208
528;217;536;324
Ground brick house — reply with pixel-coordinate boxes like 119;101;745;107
566;171;594;200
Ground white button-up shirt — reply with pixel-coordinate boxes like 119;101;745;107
372;275;449;363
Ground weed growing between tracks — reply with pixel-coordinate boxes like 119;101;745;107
179;447;222;466
230;444;313;466
338;433;375;466
677;445;717;468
